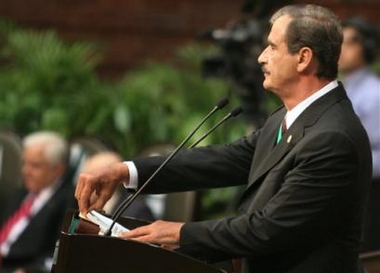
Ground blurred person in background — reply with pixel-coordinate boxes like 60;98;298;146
82;151;155;221
339;17;380;252
0;131;76;273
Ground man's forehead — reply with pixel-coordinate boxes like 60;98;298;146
268;15;292;44
342;27;363;43
343;27;361;37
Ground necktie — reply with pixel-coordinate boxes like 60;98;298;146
0;195;35;244
276;118;287;144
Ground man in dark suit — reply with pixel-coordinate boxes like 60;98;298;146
75;4;372;273
0;131;76;273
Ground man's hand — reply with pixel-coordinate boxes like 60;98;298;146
120;220;184;250
75;162;130;213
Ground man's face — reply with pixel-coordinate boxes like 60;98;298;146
22;144;62;194
338;27;365;74
258;15;299;96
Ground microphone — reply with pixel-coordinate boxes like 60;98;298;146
189;106;243;148
105;98;229;235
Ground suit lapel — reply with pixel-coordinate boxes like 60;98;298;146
247;83;348;188
249;107;284;174
2;190;28;221
248;116;303;186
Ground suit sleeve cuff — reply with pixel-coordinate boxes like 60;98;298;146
123;161;138;189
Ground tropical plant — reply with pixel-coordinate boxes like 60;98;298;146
0;18;251;158
0;18;103;136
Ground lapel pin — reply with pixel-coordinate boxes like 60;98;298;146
287;135;293;143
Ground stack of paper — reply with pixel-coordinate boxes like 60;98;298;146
79;210;130;237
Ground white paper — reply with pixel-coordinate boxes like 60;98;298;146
81;210;130;237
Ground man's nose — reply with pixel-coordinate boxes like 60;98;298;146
257;47;268;65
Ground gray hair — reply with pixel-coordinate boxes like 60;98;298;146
23;131;68;166
271;4;343;79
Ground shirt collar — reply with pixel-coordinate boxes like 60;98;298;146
31;178;63;214
285;80;338;128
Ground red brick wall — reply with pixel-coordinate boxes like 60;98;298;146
0;0;242;79
1;0;379;79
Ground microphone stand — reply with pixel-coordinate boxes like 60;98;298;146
105;98;229;236
189;106;243;148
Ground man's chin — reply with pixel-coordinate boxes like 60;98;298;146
25;183;37;193
262;80;271;90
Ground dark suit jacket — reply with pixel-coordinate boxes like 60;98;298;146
133;84;372;273
0;181;76;273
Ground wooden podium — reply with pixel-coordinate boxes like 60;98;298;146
51;210;222;273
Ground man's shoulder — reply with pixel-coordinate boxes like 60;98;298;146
50;179;76;205
268;104;285;117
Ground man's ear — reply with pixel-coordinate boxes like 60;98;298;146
296;47;315;74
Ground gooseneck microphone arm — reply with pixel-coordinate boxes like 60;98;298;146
105;98;229;236
189;106;243;148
